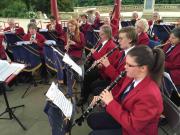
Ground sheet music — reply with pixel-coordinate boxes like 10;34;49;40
46;82;73;118
45;40;56;45
16;41;31;45
0;60;25;81
62;53;83;76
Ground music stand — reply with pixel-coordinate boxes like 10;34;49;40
4;32;22;45
0;61;26;130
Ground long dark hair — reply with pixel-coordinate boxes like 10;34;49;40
128;46;165;86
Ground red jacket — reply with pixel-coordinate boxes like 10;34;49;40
4;26;25;37
0;35;6;60
137;32;149;46
163;43;180;85
23;33;46;55
65;32;85;58
106;76;163;135
104;51;125;81
92;39;116;60
46;23;65;42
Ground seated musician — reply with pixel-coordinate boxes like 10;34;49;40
79;13;92;39
148;12;162;41
92;11;102;30
77;25;119;106
148;12;163;27
131;11;139;25
135;19;150;46
23;23;49;82
4;18;25;37
99;26;137;95
28;18;40;32
46;16;65;46
163;27;180;91
64;19;85;97
88;45;164;135
87;26;137;99
23;23;46;55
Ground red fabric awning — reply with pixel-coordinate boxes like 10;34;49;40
50;0;60;21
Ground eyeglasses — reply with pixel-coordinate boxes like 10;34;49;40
125;62;140;67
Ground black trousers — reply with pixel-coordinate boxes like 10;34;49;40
90;79;110;96
87;110;121;135
81;68;101;99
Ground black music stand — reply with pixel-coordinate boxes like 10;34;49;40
0;81;26;130
4;32;22;46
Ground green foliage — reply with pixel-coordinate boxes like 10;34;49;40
0;0;28;17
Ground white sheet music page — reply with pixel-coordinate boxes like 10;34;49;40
0;60;25;81
46;82;73;119
62;53;82;76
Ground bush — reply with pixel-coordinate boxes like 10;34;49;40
0;1;27;18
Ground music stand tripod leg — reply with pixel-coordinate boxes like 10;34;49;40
21;73;37;98
0;82;26;130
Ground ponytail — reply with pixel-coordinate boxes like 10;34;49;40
151;48;165;86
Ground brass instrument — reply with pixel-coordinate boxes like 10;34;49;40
154;41;170;49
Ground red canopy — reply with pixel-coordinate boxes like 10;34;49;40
50;0;59;21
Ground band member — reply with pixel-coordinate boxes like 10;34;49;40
135;19;150;46
46;16;65;46
131;11;139;25
79;13;92;40
90;26;137;97
163;27;180;91
23;23;48;83
101;26;137;82
148;12;162;41
23;23;46;55
92;11;102;30
4;18;25;37
77;25;119;106
64;19;85;97
148;12;163;27
88;45;164;135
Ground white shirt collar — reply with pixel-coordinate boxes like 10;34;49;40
124;45;135;56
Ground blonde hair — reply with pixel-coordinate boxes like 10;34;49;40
136;19;149;32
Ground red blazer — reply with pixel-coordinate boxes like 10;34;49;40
111;18;119;37
80;22;92;39
0;35;6;60
106;76;163;135
4;26;25;37
65;32;85;58
93;17;101;29
137;32;149;46
46;23;65;43
92;39;116;60
104;51;125;81
163;43;180;85
23;33;46;55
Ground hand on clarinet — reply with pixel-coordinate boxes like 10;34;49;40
99;89;113;105
90;96;100;107
100;56;110;67
90;48;95;54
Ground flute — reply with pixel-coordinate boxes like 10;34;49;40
73;71;126;126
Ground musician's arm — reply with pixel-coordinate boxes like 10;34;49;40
69;32;85;49
165;53;180;69
106;91;161;134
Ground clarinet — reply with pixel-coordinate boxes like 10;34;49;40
73;71;126;126
86;46;120;73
